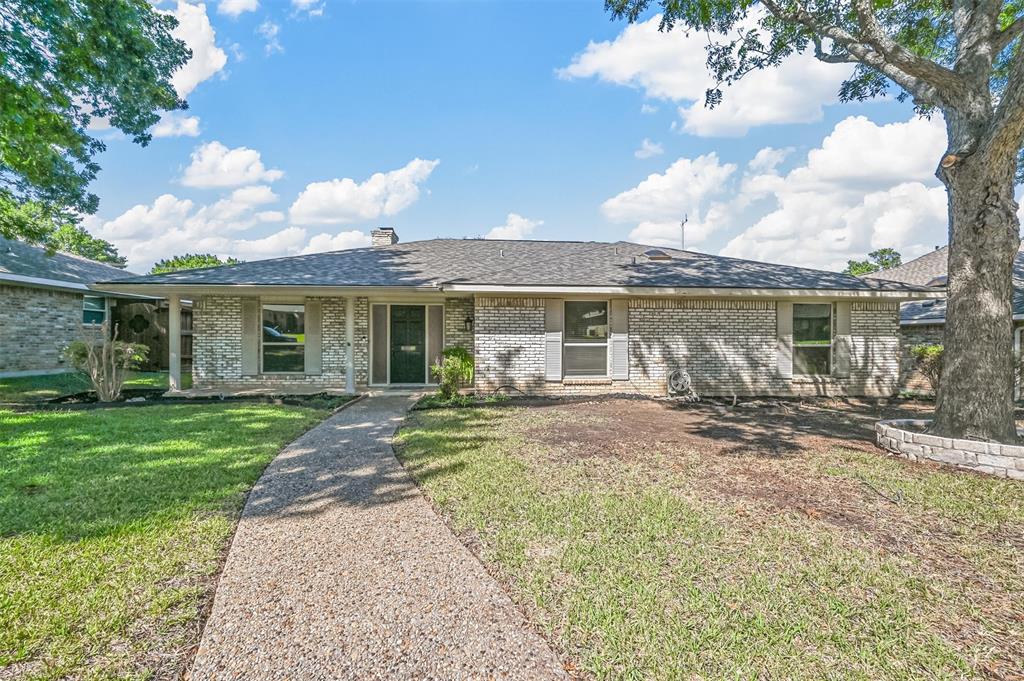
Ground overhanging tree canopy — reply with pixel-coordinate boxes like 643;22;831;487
608;0;1024;441
0;0;190;233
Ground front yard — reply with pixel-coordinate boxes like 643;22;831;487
0;403;322;680
0;371;193;403
396;398;1024;679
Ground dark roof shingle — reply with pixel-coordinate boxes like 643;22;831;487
102;239;936;293
0;236;135;286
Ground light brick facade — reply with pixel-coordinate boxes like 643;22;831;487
473;296;902;398
190;292;903;397
0;284;85;374
193;295;353;390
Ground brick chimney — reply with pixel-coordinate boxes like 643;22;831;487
371;227;399;246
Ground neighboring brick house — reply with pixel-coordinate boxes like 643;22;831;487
870;245;1024;393
0;236;154;376
97;228;940;397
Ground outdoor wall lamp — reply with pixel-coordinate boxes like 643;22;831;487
464;316;474;332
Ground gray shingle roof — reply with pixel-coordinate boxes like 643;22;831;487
0;236;135;286
872;245;1024;324
870;247;948;286
101;239;936;293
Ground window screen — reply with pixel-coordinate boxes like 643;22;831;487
262;304;304;373
793;303;832;375
563;301;608;377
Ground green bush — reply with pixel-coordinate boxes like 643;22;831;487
430;346;474;400
909;343;943;393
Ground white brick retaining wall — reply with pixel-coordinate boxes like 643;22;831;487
876;419;1024;479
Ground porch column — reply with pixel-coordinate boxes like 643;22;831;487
168;294;182;392
345;296;355;393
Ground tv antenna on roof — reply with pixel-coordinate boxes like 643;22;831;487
680;215;688;251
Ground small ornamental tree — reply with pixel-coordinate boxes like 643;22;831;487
909;343;944;393
430;347;475;400
64;323;149;402
608;0;1024;441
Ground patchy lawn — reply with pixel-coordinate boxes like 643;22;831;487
0;371;193;403
0;403;322;680
395;398;1024;680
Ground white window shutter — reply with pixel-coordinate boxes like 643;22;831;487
304;299;323;375
833;301;852;378
544;299;563;381
776;301;793;379
610;299;629;380
241;298;260;375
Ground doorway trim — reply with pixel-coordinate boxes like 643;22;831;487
368;302;445;386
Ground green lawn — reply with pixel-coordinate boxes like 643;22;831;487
395;404;1024;680
0;403;323;680
0;371;193;403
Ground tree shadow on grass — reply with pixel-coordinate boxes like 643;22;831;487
0;399;505;543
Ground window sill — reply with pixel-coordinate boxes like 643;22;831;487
562;377;612;385
792;375;840;383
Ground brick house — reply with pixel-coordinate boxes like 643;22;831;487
96;229;940;397
0;236;140;376
870;245;1024;392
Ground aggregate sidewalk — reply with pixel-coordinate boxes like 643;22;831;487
188;392;566;680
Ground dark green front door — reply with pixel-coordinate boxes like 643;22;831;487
390;305;426;383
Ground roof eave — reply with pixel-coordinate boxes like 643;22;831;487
2;272;155;299
440;283;946;299
90;282;447;297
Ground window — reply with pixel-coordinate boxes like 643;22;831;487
262;304;305;372
793;303;832;375
82;296;106;325
564;301;608;376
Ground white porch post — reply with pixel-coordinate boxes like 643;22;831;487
345;296;355;393
168;294;182;392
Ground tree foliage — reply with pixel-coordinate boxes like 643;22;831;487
843;247;902;275
0;0;190;234
150;254;242;274
46;224;126;267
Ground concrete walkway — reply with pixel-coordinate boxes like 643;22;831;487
188;393;566;680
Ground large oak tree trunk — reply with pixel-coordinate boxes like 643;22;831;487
933;149;1021;442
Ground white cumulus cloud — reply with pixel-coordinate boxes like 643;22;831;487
560;14;851;136
152;111;201;138
168;1;228;100
289;158;440;225
485;213;543;240
718;115;949;270
634;138;664;159
602;154;737;249
301;230;372;254
180;141;284;188
218;0;258;17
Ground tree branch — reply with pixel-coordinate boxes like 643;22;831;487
994;15;1024;54
760;0;944;106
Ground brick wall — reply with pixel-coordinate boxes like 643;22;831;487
0;284;83;374
444;297;474;351
193;295;352;390
473;296;902;398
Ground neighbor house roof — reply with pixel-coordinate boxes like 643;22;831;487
97;239;941;298
0;235;136;294
870;247;949;287
871;245;1024;324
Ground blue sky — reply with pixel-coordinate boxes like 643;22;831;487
85;0;954;273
